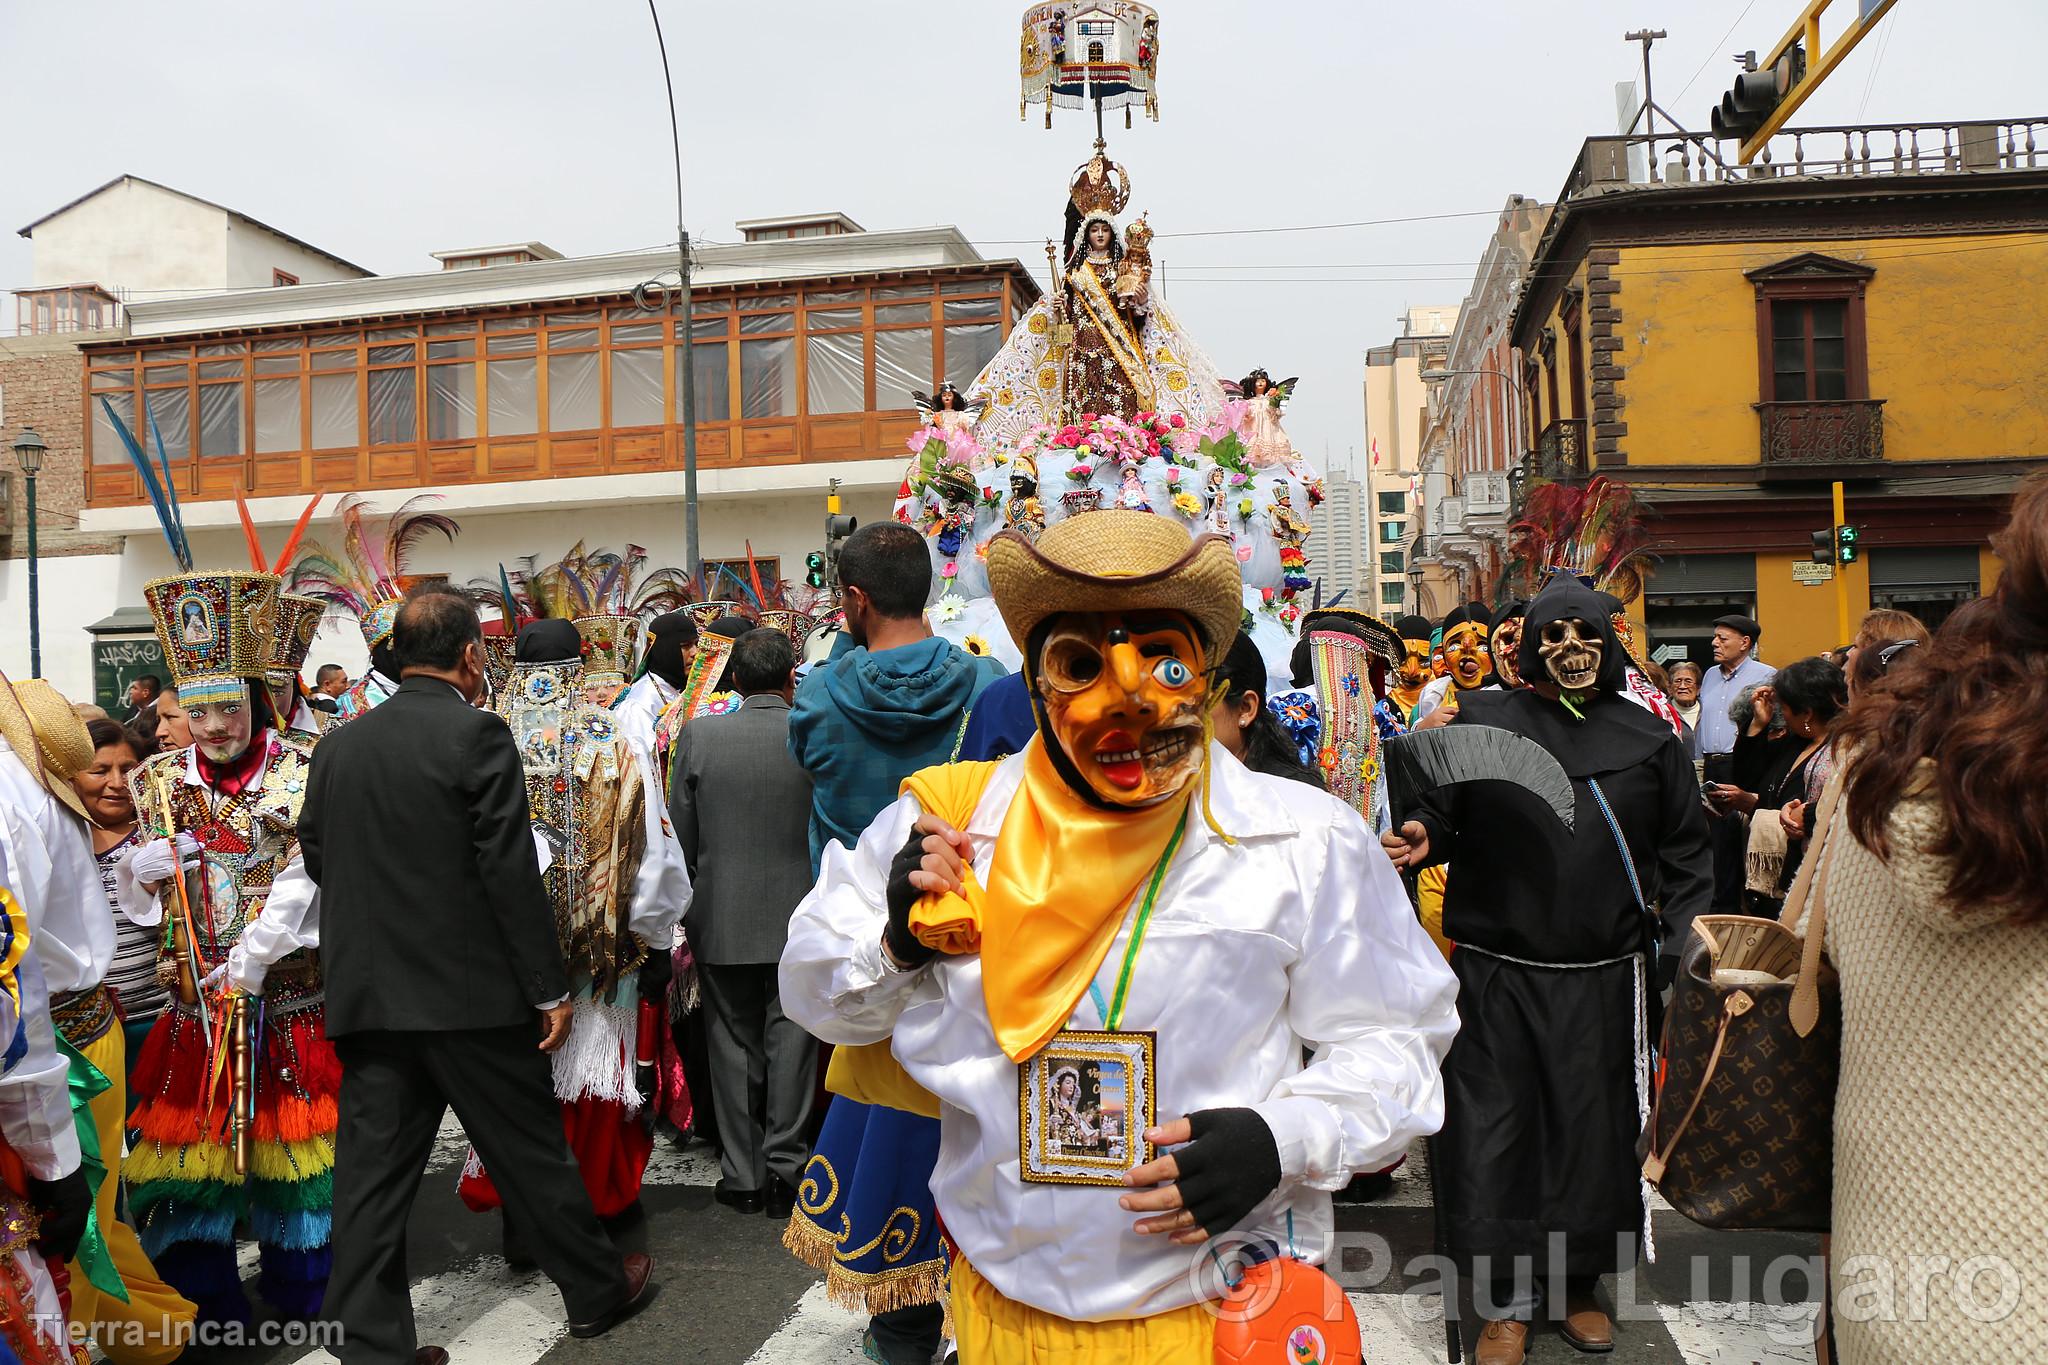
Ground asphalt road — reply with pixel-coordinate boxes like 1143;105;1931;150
191;1121;1823;1365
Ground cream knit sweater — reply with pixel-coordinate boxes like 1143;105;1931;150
1808;768;2048;1363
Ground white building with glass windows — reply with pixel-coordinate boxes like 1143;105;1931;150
8;180;1038;698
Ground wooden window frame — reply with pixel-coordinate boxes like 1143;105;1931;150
273;269;299;287
1746;253;1874;405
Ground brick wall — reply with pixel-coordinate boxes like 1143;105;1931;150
0;332;121;559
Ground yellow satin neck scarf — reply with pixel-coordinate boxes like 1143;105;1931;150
903;738;1193;1063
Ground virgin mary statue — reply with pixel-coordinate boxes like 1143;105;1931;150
967;148;1227;450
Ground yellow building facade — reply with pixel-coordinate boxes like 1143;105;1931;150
1512;124;2047;667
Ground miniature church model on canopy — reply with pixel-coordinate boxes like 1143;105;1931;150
896;4;1318;678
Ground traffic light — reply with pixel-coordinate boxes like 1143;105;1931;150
805;550;827;589
1810;529;1834;566
1710;45;1805;142
1835;524;1860;566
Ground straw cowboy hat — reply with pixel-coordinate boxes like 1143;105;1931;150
985;511;1243;669
0;676;94;822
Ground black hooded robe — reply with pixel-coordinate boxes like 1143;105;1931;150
1408;581;1711;1281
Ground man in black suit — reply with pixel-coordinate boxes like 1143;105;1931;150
301;585;655;1365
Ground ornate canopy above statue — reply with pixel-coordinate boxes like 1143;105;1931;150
1020;2;1161;126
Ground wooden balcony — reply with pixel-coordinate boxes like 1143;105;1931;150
81;270;1025;508
1757;399;1885;476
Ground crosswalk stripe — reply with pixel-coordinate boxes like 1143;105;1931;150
1657;1300;1820;1364
287;1258;566;1365
745;1283;877;1363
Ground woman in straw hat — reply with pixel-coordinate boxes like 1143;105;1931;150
13;683;197;1362
781;510;1459;1362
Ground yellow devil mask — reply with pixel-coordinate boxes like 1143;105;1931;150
1438;603;1493;692
1036;608;1207;806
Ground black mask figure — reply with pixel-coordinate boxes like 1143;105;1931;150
642;611;700;689
515;618;583;665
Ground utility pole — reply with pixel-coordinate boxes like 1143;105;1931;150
647;0;700;577
1625;28;1667;139
1832;479;1850;644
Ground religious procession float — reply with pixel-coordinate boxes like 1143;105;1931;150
894;0;1321;680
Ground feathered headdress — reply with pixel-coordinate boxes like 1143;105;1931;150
494;542;694;623
1504;476;1652;605
289;494;461;649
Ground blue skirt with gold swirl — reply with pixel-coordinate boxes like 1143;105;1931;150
781;1096;945;1314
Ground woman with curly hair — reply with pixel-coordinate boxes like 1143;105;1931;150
1814;471;2048;1363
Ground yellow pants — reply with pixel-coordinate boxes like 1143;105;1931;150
950;1255;1214;1363
65;1022;197;1365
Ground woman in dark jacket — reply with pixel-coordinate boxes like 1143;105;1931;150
1730;655;1847;912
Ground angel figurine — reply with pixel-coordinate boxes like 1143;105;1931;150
1226;367;1301;468
912;382;984;438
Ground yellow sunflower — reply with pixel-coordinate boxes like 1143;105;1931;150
963;634;992;657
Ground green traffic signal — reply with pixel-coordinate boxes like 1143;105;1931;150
805;550;826;589
1836;524;1860;566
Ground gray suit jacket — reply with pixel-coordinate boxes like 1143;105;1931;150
669;693;817;965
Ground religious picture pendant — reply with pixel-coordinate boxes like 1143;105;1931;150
1018;1029;1156;1187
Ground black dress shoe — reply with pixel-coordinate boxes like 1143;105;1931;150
568;1252;658;1339
765;1175;797;1221
713;1180;765;1215
416;1350;450;1365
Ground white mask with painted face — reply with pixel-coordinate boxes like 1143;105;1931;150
187;693;255;764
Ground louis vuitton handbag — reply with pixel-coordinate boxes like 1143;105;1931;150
1640;773;1844;1232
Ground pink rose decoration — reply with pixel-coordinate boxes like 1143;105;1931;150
1236;545;1254;564
1170;413;1185;429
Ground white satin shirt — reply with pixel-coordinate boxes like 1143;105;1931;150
781;743;1459;1322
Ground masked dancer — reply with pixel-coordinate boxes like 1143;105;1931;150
783;511;1457;1362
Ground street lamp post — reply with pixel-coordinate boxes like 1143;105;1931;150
13;428;47;679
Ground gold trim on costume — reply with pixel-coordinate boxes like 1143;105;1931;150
1068;262;1156;410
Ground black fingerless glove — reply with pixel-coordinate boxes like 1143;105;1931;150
28;1169;91;1263
639;944;674;993
1173;1107;1283;1236
883;829;939;969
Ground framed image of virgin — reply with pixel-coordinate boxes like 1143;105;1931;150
1018;1029;1156;1187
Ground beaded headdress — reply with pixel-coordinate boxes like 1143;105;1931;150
143;571;284;708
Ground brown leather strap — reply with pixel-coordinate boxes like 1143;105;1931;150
1780;764;1846;1038
1642;988;1752;1183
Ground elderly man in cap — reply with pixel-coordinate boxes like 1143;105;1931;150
782;510;1458;1362
1696;613;1774;910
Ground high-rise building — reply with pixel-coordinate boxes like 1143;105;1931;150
1362;306;1457;617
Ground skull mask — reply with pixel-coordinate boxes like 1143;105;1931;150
1538;618;1604;692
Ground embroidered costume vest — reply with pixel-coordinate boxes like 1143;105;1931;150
497;662;648;999
127;732;319;996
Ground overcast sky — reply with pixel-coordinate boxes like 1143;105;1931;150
7;0;2044;467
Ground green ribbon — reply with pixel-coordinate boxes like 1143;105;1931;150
53;1031;129;1304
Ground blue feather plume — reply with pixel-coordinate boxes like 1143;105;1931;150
141;394;191;568
97;396;190;570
